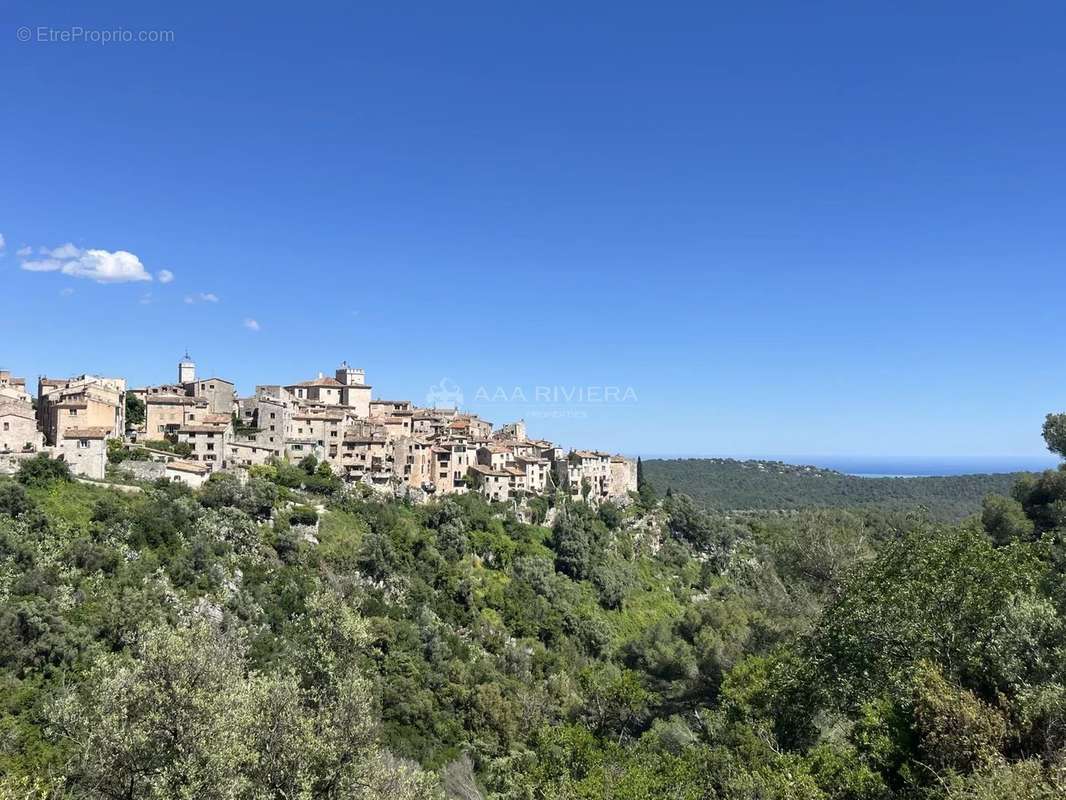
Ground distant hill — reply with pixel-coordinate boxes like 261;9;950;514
641;458;1029;521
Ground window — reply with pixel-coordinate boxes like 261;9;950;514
2;422;7;431
78;439;89;449
206;443;215;451
69;408;78;416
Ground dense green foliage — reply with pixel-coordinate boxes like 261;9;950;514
3;417;1066;798
124;393;145;427
642;458;1023;520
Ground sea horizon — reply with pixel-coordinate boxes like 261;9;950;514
638;454;1061;477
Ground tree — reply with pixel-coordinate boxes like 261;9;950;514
16;454;71;487
125;392;146;427
48;609;441;800
811;526;1051;709
981;494;1035;546
550;504;608;581
0;481;34;517
1042;413;1066;459
636;456;657;508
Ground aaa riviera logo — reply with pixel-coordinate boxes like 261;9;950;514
425;378;464;408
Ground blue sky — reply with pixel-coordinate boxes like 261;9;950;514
2;1;1065;459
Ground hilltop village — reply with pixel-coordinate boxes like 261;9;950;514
0;356;636;506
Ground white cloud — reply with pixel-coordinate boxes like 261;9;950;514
243;318;261;332
184;292;219;304
60;287;74;297
0;233;5;251
20;243;153;283
157;269;174;284
44;243;80;259
21;258;64;272
16;246;31;257
139;292;153;305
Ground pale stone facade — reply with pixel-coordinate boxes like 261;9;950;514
0;402;42;453
59;427;110;480
431;442;479;495
370;399;413;418
494;420;527;442
393;436;434;488
165;459;211;488
38;376;125;445
14;355;634;508
339;431;392;483
610;456;638;499
175;419;233;471
0;371;31;404
225;440;274;468
145;395;209;437
559;450;613;502
285;376;345;406
183;377;236;415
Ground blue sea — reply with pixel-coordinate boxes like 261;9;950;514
810;456;1060;478
643;455;1061;478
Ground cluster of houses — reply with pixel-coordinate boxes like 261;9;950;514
0;356;637;506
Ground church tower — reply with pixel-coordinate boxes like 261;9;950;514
178;352;196;384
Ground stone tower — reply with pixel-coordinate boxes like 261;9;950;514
335;360;365;386
178;352;196;384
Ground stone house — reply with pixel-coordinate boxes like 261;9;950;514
515;455;552;494
465;415;493;440
291;410;347;461
412;411;450;439
58;427;110;480
225;440;274;468
175;418;233;471
183;377;236;415
144;394;209;437
381;413;413;441
609;456;638;499
250;396;292;451
370;399;413;418
559;450;613;502
37;375;125;446
476;443;514;472
470;464;527;502
493;420;527;442
393;436;434;488
335;362;372;417
431;442;479;495
469;464;512;502
0;402;42;453
284;438;326;464
339;431;392;484
285;376;344;406
165;459;211;488
0;371;31;404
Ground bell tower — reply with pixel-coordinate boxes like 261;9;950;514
178;351;196;384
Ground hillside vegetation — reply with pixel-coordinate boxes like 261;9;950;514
642;458;1023;520
3;414;1066;798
